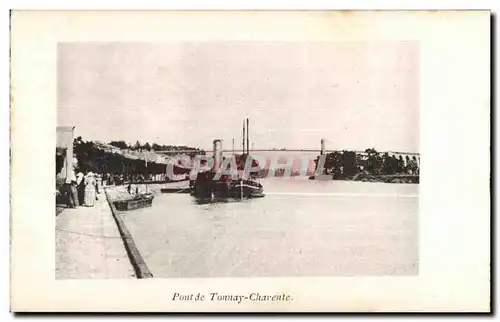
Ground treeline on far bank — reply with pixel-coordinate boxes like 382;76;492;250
310;148;419;182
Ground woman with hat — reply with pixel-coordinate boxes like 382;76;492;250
84;172;97;207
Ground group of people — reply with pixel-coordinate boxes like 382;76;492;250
61;158;103;208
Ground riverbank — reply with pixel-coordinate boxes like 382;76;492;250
309;173;419;184
103;188;154;278
352;173;419;184
55;191;136;279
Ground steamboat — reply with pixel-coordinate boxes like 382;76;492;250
190;118;265;200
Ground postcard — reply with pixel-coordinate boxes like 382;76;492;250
10;10;490;312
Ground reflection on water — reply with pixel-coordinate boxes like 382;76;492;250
121;178;419;277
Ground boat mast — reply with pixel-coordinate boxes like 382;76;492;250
246;118;250;155
242;120;245;155
240;121;244;197
145;152;148;194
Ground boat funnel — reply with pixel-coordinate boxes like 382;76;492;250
213;139;222;170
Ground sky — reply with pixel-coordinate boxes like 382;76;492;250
58;41;419;153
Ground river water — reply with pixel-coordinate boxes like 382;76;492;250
120;177;418;277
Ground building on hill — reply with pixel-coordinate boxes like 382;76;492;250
94;141;122;154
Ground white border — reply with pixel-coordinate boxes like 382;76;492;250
6;2;492;316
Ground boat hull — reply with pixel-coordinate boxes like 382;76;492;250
228;182;265;198
190;173;265;199
114;195;154;211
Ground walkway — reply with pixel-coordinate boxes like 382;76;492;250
55;192;136;279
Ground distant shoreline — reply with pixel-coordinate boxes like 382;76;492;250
308;173;419;184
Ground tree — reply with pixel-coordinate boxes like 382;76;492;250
341;151;357;178
56;148;66;175
133;141;141;150
73;136;84;149
397;156;405;174
364;148;381;175
143;142;151;151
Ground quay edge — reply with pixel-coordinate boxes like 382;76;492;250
104;188;153;278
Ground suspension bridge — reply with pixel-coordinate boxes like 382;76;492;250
153;148;420;156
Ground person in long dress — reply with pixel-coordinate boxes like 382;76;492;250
76;172;85;206
84;173;96;207
65;158;79;208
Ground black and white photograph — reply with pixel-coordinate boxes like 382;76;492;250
55;41;420;279
10;10;490;312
